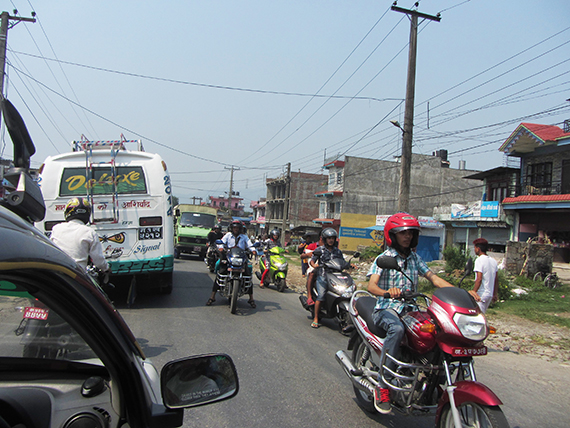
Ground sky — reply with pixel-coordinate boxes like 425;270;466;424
1;0;569;209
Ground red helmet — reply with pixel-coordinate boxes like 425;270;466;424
384;212;420;248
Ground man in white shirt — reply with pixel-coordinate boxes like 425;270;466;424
50;197;109;273
472;238;498;313
206;220;257;307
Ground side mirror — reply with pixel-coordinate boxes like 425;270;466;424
353;252;361;259
464;258;474;276
375;256;401;271
2;98;35;169
161;354;239;409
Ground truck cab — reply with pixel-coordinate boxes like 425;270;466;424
174;204;217;259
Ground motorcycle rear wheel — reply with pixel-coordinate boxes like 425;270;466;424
276;277;286;292
230;279;239;314
439;403;509;428
351;337;376;413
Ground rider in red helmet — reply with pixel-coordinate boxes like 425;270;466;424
366;212;456;415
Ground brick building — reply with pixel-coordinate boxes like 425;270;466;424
265;171;325;240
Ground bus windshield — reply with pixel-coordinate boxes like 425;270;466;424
180;213;216;228
60;167;147;196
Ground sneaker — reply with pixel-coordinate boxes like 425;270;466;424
373;387;391;414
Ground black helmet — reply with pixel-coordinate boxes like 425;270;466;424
64;197;91;224
321;227;338;239
269;229;281;241
213;223;221;231
230;220;243;234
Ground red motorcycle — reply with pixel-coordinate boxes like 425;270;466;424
336;256;509;428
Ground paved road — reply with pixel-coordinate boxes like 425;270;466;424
117;258;570;428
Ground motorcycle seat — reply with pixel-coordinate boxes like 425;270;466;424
355;296;387;339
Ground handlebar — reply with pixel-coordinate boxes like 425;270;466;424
381;290;427;300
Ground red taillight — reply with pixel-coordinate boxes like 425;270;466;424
139;216;162;226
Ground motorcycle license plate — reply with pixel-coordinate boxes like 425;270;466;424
23;307;49;320
451;346;487;357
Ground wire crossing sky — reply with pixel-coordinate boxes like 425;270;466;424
1;0;569;206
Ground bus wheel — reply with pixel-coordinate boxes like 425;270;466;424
159;272;173;294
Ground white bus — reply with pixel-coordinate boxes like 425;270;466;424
36;138;174;294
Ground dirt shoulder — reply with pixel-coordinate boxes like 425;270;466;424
283;258;570;362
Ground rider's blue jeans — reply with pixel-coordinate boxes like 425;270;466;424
371;308;405;389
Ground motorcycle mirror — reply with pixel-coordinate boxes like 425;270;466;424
353;252;361;259
375;256;400;271
464;258;474;275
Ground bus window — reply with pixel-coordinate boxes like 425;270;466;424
60;167;147;196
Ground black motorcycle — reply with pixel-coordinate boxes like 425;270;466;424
299;252;360;334
215;242;255;314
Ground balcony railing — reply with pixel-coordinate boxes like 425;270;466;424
319;212;341;220
514;180;567;196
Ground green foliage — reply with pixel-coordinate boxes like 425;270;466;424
359;245;383;261
443;245;470;274
495;269;512;302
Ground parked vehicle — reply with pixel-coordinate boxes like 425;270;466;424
336;256;509;428
214;240;255;314
36;136;175;296
256;245;288;292
174;204;217;259
299;252;360;334
0;98;239;427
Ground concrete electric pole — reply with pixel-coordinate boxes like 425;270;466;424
0;10;36;122
391;3;440;213
225;165;239;218
280;162;291;246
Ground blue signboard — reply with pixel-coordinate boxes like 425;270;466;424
339;227;372;239
481;201;499;218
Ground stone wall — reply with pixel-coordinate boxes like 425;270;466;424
505;241;554;277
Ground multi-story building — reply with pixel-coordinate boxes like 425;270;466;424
265;171;325;242
499;122;570;262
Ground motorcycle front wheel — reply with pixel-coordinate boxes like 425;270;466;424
230;279;240;314
439;403;509;428
351;337;376;413
276;277;286;292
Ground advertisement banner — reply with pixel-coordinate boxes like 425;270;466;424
451;201;481;219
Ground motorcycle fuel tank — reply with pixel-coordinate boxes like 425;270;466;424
401;310;437;354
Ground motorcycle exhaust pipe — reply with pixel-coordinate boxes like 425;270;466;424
335;350;375;395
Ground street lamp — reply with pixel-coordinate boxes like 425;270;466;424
390;120;405;133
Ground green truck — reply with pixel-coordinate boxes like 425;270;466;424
173;204;218;259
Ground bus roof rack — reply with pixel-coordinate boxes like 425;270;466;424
72;134;144;152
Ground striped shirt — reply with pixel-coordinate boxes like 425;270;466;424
366;247;430;313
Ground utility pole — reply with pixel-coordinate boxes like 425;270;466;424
391;3;440;213
0;11;36;122
225;166;239;218
191;196;202;205
280;162;291;246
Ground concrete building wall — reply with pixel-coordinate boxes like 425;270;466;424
266;171;325;230
342;154;483;217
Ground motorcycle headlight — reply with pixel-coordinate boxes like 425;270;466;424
453;313;488;341
276;262;288;271
230;257;244;266
341;284;356;298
